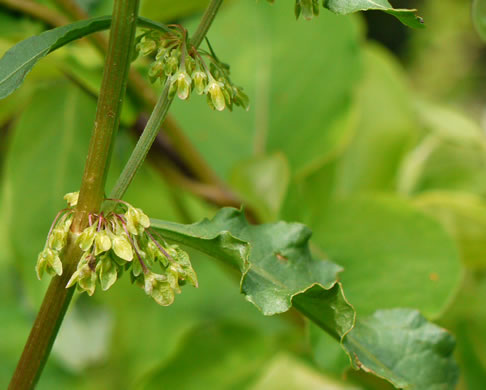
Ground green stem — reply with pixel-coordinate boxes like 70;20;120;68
8;1;139;388
110;81;172;199
190;0;224;47
110;0;224;200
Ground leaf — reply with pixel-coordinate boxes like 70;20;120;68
229;153;290;222
473;0;486;41
140;322;276;390
171;0;362;178
343;309;458;390
335;44;419;195
0;16;169;99
250;353;358;390
323;0;425;29
414;191;486;270
398;100;486;197
312;195;462;318
151;207;355;341
152;208;459;389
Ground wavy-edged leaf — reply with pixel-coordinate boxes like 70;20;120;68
152;208;459;389
151;207;355;341
343;309;459;390
0;16;169;99
323;0;424;28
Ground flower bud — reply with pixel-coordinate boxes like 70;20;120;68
233;87;250;111
112;234;133;261
77;224;97;251
137;38;157;56
175;70;192;100
64;192;79;207
205;79;226;111
192;70;207;95
144;272;174;306
98;254;117;291
49;227;67;251
301;0;315;20
94;230;112;255
148;60;164;80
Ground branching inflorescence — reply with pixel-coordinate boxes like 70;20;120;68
36;192;197;306
135;25;249;112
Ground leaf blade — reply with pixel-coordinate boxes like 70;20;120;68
0;16;169;99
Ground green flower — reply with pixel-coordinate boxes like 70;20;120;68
205;79;226;111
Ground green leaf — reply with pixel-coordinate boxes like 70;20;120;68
414;191;486;270
0;16;169;99
323;0;425;29
229;153;290;222
473;0;486;41
151;207;355;341
172;0;361;178
398;100;486;197
336;44;419;195
343;309;458;390
140;322;276;390
250;353;357;390
312;195;462;318
152;208;459;389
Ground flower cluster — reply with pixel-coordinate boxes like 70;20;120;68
135;27;249;112
36;192;197;306
266;0;320;20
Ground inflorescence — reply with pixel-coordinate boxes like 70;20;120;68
266;0;321;20
134;25;249;112
36;192;197;306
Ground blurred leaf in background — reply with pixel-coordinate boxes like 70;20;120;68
0;0;485;389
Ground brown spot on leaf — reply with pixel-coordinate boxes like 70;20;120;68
275;253;288;262
429;272;439;281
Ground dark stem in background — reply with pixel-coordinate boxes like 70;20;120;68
8;0;139;388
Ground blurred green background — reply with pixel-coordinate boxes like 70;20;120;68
0;0;485;389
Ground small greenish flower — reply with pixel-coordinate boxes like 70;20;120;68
48;227;68;251
137;37;157;56
173;70;192;100
36;248;62;279
64;192;79;207
94;230;112;255
205;79;226;111
111;233;133;262
66;253;96;295
233;87;250;111
143;272;174;306
192;70;207;95
148;60;164;82
96;254;118;291
126;206;150;235
77;224;97;251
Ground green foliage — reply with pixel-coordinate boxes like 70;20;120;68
0;0;483;389
151;208;459;388
0;16;169;99
343;309;458;390
472;0;486;41
323;0;425;28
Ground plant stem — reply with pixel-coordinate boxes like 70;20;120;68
110;81;172;198
8;0;139;388
191;0;224;47
110;0;225;200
